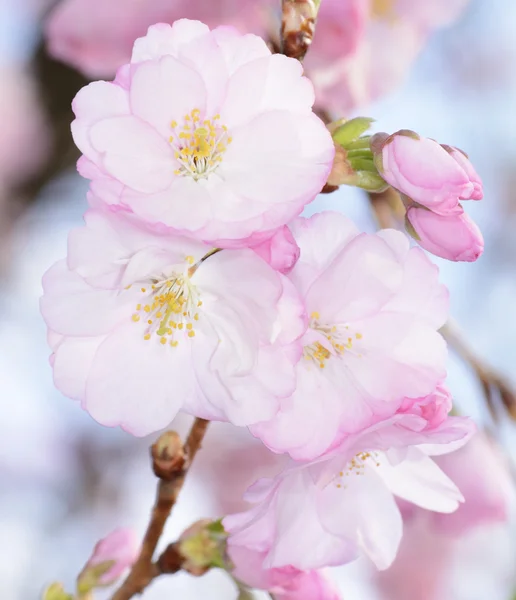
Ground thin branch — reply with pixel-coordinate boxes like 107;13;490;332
281;0;322;60
110;418;210;600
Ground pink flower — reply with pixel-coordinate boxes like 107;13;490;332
307;0;472;114
376;432;512;600
228;544;340;599
45;0;275;78
398;384;452;430
372;132;483;214
71;21;334;247
225;412;475;571
406;206;484;262
251;211;449;461
80;528;139;587
253;226;300;274
40;209;306;435
427;433;512;535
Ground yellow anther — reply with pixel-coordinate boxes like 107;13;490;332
198;300;203;307
171;120;178;128
148;319;153;325
144;305;151;313
136;304;141;310
194;313;199;320
170;340;179;347
178;323;184;330
141;287;146;293
186;255;195;265
132;314;140;322
188;330;195;338
311;311;320;320
143;333;151;341
160;337;167;345
355;333;363;339
186;323;193;330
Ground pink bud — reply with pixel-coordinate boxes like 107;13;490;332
376;132;482;215
445;146;483;200
84;528;140;586
406;206;484;262
253;226;300;274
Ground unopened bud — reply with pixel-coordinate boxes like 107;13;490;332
151;431;185;480
42;583;73;600
176;519;228;576
77;528;140;593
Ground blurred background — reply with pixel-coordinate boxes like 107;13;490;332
1;1;516;598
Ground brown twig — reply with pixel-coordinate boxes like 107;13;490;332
110;418;210;600
367;188;404;229
281;0;322;60
441;320;516;421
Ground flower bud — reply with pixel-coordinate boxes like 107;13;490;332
151;430;185;480
372;131;483;215
42;583;73;600
406;206;484;262
77;528;140;593
175;519;227;576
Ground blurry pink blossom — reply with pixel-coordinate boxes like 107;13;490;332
308;0;471;114
251;211;449;461
229;544;340;599
71;21;333;247
406;206;484;262
372;132;483;214
376;432;512;600
80;528;139;587
45;0;275;78
225;411;474;572
40;209;306;435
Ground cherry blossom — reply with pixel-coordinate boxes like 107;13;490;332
225;410;475;572
40;209;306;435
79;528;140;587
251;211;449;460
228;544;341;599
71;20;334;247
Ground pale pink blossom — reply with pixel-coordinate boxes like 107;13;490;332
45;0;275;78
376;432;512;600
253;226;300;274
40;209;306;435
308;0;471;114
228;544;340;599
406;206;484;262
71;21;334;247
80;528;139;586
251;211;449;460
411;432;513;535
372;132;483;214
225;411;475;572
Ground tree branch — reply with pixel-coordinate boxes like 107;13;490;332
110;418;210;600
281;0;322;60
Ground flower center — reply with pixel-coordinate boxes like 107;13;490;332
130;256;201;347
334;451;381;488
303;311;363;368
371;0;395;19
169;108;232;181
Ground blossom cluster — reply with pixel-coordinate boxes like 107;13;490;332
40;19;484;598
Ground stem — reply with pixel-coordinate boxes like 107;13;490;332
281;0;323;60
110;418;210;600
